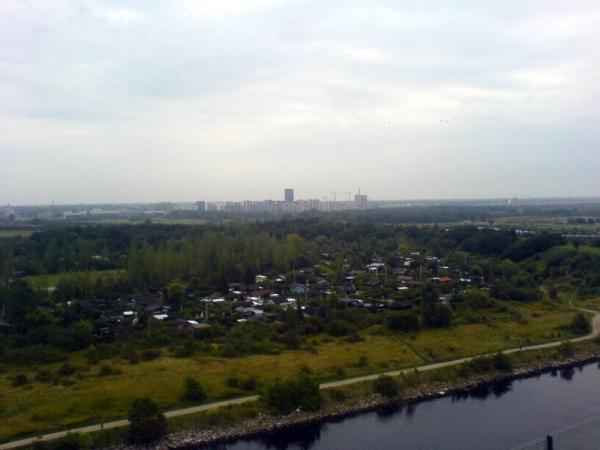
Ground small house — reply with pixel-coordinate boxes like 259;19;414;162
290;282;308;295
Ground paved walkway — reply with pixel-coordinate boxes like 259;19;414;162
2;307;599;450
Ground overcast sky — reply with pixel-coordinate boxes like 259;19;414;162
1;0;600;205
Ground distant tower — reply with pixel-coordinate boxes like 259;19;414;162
284;188;294;203
196;201;206;212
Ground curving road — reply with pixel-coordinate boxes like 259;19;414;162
2;308;599;450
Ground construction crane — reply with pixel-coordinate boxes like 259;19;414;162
330;191;354;202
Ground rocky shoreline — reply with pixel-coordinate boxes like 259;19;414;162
115;348;600;450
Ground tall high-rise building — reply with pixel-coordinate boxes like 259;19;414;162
354;194;368;209
196;201;206;212
284;188;294;203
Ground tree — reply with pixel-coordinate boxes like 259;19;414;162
570;313;590;335
261;367;322;415
421;283;452;328
385;312;420;332
373;375;400;398
0;280;38;333
182;377;206;402
128;398;167;444
167;281;185;309
464;287;493;309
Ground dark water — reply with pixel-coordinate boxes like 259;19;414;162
210;362;600;450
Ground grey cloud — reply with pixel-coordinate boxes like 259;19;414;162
1;0;599;204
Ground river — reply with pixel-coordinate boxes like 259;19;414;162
209;361;600;450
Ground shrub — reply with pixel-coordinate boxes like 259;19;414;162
48;432;91;450
558;341;575;357
98;365;121;377
182;377;206;402
128;398;167;444
127;350;140;365
357;355;368;367
325;320;356;337
226;376;240;388
282;331;301;349
12;373;29;387
345;333;365;343
35;370;53;383
172;342;195;358
141;349;161;361
334;367;347;378
327;388;347;402
58;363;77;376
85;348;99;365
241;375;258;391
466;353;513;374
5;345;66;365
261;367;322;415
569;314;591;335
373;375;400;398
491;352;513;373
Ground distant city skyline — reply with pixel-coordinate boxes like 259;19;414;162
1;1;599;205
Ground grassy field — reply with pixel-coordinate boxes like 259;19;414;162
25;270;126;288
0;230;35;238
495;217;600;233
0;300;582;443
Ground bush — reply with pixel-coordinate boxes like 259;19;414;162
357;355;368;367
128;398;167;444
172;342;195;358
491;352;513;373
261;367;322;415
373;375;400;398
12;373;29;387
5;345;66;365
182;377;206;402
240;375;258;391
345;333;365;343
569;314;591;335
558;341;575;357
327;388;347;402
58;363;77;376
35;370;53;383
226;376;240;388
141;349;161;361
127;350;140;365
282;330;301;349
98;365;121;377
466;353;513;374
325;320;356;337
48;432;91;450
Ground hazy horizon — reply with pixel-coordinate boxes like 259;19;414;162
2;0;600;205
